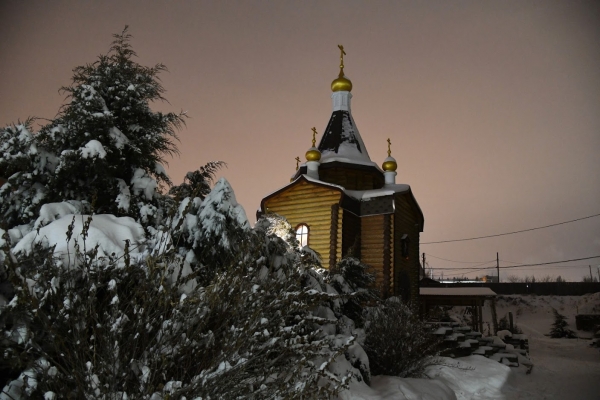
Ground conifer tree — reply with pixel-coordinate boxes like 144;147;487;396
549;308;577;338
168;161;225;201
1;27;184;229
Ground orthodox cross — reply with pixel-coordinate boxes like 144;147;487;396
338;44;346;72
295;156;301;170
311;127;318;147
387;138;392;157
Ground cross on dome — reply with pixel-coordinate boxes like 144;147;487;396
338;45;346;72
331;44;352;92
382;138;397;172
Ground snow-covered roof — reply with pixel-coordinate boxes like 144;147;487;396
420;287;497;297
344;184;410;200
301;174;346;191
318;110;372;165
316;156;381;169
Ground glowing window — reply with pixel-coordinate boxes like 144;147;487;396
296;224;309;247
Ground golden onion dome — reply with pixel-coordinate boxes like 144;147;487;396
331;75;353;92
306;147;321;162
332;45;352;92
382;156;397;172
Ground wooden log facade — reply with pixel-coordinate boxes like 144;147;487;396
360;215;385;289
260;175;424;304
262;179;343;266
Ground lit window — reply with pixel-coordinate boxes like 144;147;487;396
296;224;309;247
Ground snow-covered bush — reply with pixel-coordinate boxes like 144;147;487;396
549;308;577;338
0;216;353;399
363;298;441;378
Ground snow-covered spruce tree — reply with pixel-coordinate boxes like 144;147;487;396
18;27;181;227
169;177;251;286
1;214;353;398
168;161;225;202
363;297;441;377
549;308;577;338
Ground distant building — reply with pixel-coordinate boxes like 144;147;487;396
482;275;499;283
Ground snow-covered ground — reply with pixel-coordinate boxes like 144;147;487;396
486;294;600;399
341;293;600;400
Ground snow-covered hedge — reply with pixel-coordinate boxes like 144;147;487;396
0;207;366;398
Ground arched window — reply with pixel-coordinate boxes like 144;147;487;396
295;224;309;247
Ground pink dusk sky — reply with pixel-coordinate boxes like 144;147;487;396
1;1;599;281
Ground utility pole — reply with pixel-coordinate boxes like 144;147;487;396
422;253;426;276
497;252;500;283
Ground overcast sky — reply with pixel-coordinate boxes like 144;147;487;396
1;1;599;281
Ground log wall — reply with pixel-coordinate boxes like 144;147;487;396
341;209;361;258
264;180;342;267
394;193;421;304
361;215;386;290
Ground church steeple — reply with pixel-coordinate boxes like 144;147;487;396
317;45;373;165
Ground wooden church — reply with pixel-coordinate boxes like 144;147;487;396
258;47;424;303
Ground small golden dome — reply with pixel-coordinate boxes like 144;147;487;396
331;75;353;92
382;156;397;172
306;147;321;162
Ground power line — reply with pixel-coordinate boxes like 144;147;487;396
433;255;600;271
436;260;496;275
421;212;600;244
499;259;524;265
435;260;497;273
501;260;596;268
501;256;600;269
425;253;493;264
